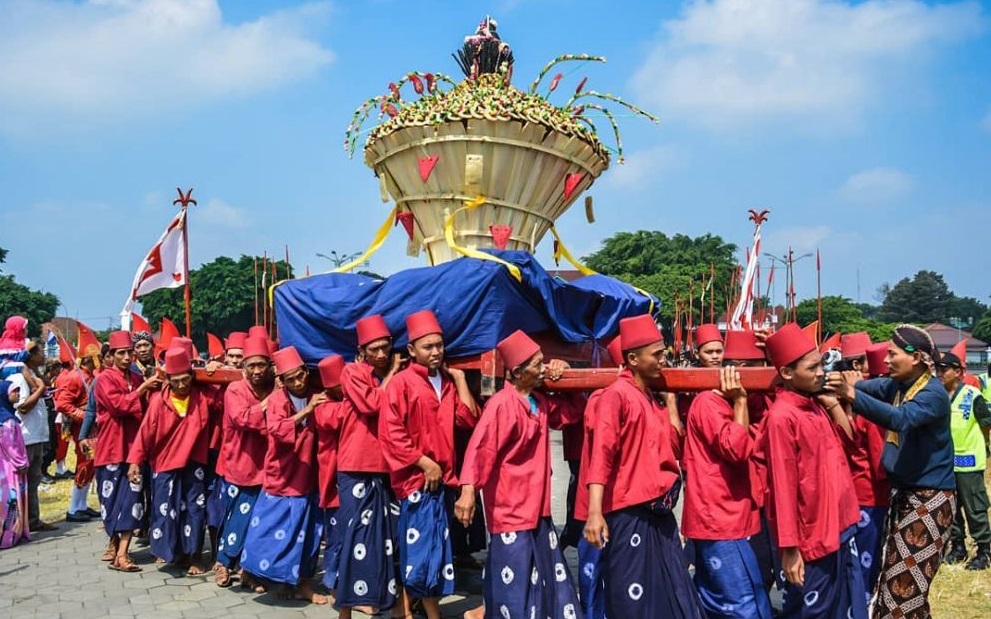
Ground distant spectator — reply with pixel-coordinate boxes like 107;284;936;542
0;379;30;548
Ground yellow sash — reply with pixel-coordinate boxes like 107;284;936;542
886;372;930;447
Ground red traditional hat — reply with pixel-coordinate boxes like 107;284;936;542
765;323;816;370
867;342;890;377
606;337;624;367
242;336;270;360
619;315;662;352
406;310;442;342
724;330;765;361
841;332;872;359
108;330;132;351
318;354;345;389
695;324;722;347
497;330;541;370
164;348;192;375
170;336;195;359
248;326;268;340
356;315;391;346
272;346;305;375
225;332;247;351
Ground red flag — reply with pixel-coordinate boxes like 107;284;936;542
396;211;415;240
56;334;77;364
819;332;842;353
76;320;102;360
160;318;180;350
802;321;819;346
131;313;152;334
206;333;224;359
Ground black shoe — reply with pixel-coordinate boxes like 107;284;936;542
83;507;101;518
944;545;968;564
57;470;76;479
966;553;990;570
40;475;55;485
66;511;93;523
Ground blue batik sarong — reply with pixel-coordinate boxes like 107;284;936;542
97;463;146;535
216;482;260;569
323;507;342;589
483;517;583;619
748;509;781;594
854;506;886;605
693;538;773;619
577;538;606;619
398;487;455;599
148;464;207;563
778;526;868;619
602;506;704;619
205;470;225;530
334;472;399;610
241;492;322;586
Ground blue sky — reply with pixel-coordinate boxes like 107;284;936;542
1;0;989;329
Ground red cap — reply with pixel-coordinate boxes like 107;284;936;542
406;310;442;342
242;336;270;360
867;342;890;377
170;337;194;360
225;332;247;351
497;330;541;370
318;354;345;389
356;315;391;347
841;332;872;359
272;346;304;375
248;326;268;340
619;315;662;351
164;348;192;375
766;323;817;370
695;324;722;347
606;337;624;367
108;331;132;351
723;330;765;361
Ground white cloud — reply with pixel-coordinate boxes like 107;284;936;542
631;0;984;130
0;0;335;138
196;198;250;229
604;146;685;189
840;167;914;204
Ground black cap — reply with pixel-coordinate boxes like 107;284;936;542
938;352;962;369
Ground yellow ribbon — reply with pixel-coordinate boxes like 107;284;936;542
268;206;399;308
549;225;656;315
444;196;522;281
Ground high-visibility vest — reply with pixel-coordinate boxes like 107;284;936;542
979;373;991;403
950;383;987;473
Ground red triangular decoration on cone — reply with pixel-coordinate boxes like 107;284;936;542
418;155;439;182
564;172;584;201
490;225;512;250
395;211;415;240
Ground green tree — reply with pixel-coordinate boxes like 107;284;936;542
140;255;292;350
583;231;739;326
973;310;991;344
946;296;987;331
0;246;60;337
878;270;952;324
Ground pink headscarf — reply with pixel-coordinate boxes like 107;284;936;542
0;316;28;352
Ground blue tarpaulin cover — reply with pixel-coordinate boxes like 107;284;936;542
273;250;658;364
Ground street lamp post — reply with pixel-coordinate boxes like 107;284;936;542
763;249;812;322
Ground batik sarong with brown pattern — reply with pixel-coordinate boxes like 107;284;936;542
872;488;955;619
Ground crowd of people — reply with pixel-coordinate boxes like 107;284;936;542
0;310;988;619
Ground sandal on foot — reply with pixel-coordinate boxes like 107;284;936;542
215;565;233;587
108;558;142;573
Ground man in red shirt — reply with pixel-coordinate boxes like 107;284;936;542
456;330;581;619
763;323;866;619
54;355;99;521
215;336;273;590
93;330;162;573
684;330;772;619
381;310;478;619
127;348;216;575
334;315;403;617
839;332;890;603
584;314;704;618
241;346;327;605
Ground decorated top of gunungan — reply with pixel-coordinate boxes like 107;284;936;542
344;16;658;164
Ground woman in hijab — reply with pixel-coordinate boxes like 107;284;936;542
827;324;954;619
0;379;30;548
0;316;30;381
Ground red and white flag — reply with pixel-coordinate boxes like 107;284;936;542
122;211;186;315
730;225;762;330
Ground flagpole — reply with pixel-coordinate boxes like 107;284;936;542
172;188;197;338
253;257;259;326
816;248;823;345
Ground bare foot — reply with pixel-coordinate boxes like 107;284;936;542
295;581;328;605
186;563;205;576
215;564;233;587
463;604;485;619
241;571;267;594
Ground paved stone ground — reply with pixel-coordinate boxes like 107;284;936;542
1;435;581;618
